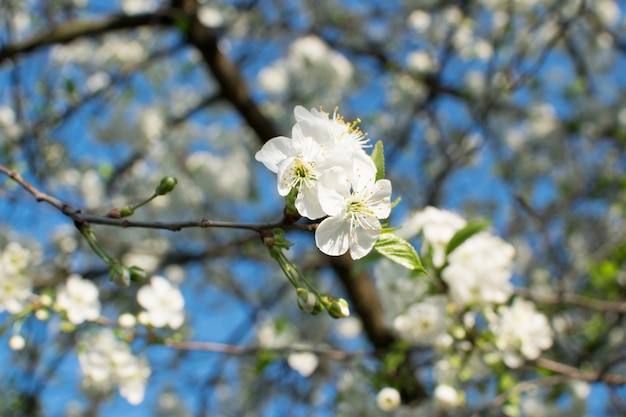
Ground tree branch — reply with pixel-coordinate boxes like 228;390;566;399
0;163;315;233
535;357;626;385
165;340;367;361
0;10;178;63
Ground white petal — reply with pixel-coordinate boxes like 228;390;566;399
136;285;156;309
369;179;392;219
254;136;293;173
318;167;350;216
350;151;377;190
315;216;350;256
276;157;297;196
295;185;326;219
350;217;381;259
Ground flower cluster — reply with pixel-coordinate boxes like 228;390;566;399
377;206;553;370
0;242;33;314
78;328;151;405
256;106;392;260
487;298;554;368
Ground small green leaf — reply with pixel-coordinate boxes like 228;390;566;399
374;233;426;273
445;220;490;255
371;140;385;181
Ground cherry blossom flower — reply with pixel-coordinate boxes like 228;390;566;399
294;106;369;155
137;275;184;329
392;295;451;345
315;154;392;259
255;124;339;219
55;274;101;324
79;329;150;404
401;206;466;267
442;232;515;307
1;242;31;274
0;268;32;314
489;298;553;368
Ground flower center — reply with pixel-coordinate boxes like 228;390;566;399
287;158;316;190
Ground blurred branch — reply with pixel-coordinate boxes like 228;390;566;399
515;287;626;313
471;375;569;417
165;340;368;361
535;357;626;385
0;10;179;63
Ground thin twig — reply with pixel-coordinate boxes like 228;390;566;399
0;163;316;233
164;339;368;361
535;357;626;385
515;287;626;313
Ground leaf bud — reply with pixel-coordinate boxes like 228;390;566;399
107;205;134;218
155;176;178;196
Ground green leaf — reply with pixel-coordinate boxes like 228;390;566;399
445;220;491;255
371;140;385;181
374;233;426;273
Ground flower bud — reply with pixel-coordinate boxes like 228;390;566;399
327;297;350;319
118;313;137;328
128;265;147;282
107;205;134;218
261;230;275;249
376;387;401;412
155;176;178;195
296;288;317;314
109;264;131;287
35;309;50;321
9;335;25;351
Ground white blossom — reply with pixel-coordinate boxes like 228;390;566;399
489;298;553;368
137;275;185;329
79;329;150;404
392;295;451;345
0;266;32;314
255;121;348;219
9;334;25;351
1;242;31;275
401;206;466;267
294;106;370;155
55;274;101;324
442;232;515;307
376;387;401;412
316;153;391;259
434;384;463;410
287;351;319;377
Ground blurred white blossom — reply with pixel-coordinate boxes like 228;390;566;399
0;244;33;313
79;329;151;404
137;275;185;329
443;232;515;307
1;242;31;275
376;387;401;411
287;351;319;377
393;295;451;345
489;298;553;368
55;274;101;324
434;384;463;410
401;206;467;267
